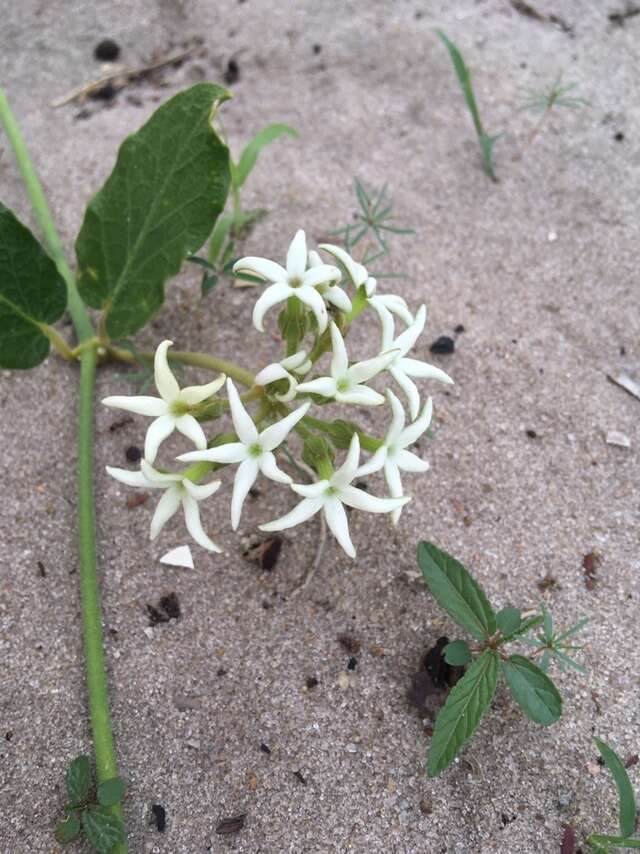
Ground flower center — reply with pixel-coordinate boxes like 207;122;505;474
387;444;397;457
325;485;339;496
336;377;351;393
289;276;302;288
171;400;191;417
248;442;263;458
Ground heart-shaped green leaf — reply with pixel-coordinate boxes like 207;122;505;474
443;640;472;666
594;738;637;838
0;203;67;368
417;542;497;641
81;806;126;853
76;83;231;338
66;755;91;805
428;649;499;776
97;776;127;807
502;655;562;725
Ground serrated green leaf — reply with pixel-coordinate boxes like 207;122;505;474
498;614;544;646
55;815;81;843
428;649;499;776
82;806;126;853
417;542;497;641
0;203;67;369
76;83;231;338
595;738;637;838
443;639;472;666
66;755;91;804
496;607;521;636
502;655;562;726
235;123;297;188
97;776;127;808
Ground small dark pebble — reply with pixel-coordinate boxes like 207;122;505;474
293;770;307;785
305;676;319;689
260;742;271;755
125;445;142;463
337;632;361;654
625;754;640;768
347;656;358;671
620;345;627;355
501;812;516;827
526;429;538;439
454;323;466;334
224;58;241;85
248;485;261;498
215;813;247;835
89;81;118;101
37;561;46;578
216;667;227;677
151;803;166;832
94;38;121;62
74;108;92;121
537;573;557;591
614;131;625;141
430;335;455;355
312;44;322;54
5;731;13;741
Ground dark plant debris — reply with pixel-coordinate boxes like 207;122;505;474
94;39;121;62
215;813;247;835
408;637;464;710
537;572;557;591
509;0;573;34
243;536;282;571
560;824;577;854
260;742;271;755
526;429;538;439
293;770;307;785
625;754;639;768
37;561;46;578
151;804;166;832
609;4;640;26
109;415;134;432
224;58;240;85
337;632;361;654
583;551;602;591
126;491;149;509
305;676;319;689
430;335;455;355
147;592;181;625
347;656;358;670
454;323;466;334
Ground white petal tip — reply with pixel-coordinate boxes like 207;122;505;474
159;545;194;569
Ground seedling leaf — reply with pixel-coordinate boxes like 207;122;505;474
496;607;521;636
498;614;544;645
0;203;67;369
428;649;499;776
417;542;497;641
55;815;81;844
502;655;562;725
235;123;297;188
595;738;637;838
66;755;91;805
444;639;472;666
82;806;126;853
97;776;127;808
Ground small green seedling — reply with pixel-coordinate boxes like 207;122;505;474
417;541;586;776
517;74;589;156
436;30;500;181
586;738;639;851
56;755;127;852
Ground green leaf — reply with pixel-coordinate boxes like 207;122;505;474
55;815;81;844
498;614;544;646
81;806;126;853
496;607;521;636
502;655;562;726
428;650;499;776
66;755;91;805
97;776;127;808
417;542;497;641
207;213;233;265
235;123;297;188
76;83;231;338
595;738;637;838
541;601;554;642
0;203;67;369
443;640;472;666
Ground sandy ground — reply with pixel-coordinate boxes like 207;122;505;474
1;1;639;852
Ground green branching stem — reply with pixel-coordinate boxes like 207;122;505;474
586;835;640;848
107;343;255;388
0;88;127;852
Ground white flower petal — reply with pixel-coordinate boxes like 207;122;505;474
230;457;259;530
154;340;180;403
141;460;183;485
296;286;328;333
144;414;177;464
348;350;397;384
369;300;397;346
252;282;293;332
329;322;348;378
323;496;355;559
226;378;259;444
255;363;289;386
280;350;309;371
291;480;330;498
383;461;404;525
180;373;226;406
182;494;221;552
260;495;325;531
178;442;248;465
150;486;182;539
394;448;430;473
287;229;307;281
301;264;341;289
259;401;310;451
296;376;338;398
340;485;409;514
356;447;387;477
396;357;454;385
233;256;288;282
390;366;421;421
324;285;352;314
332;434;360;487
392;304;426;357
183;478;222;500
159;545;194;569
372;294;414;327
385;389;407;443
175;414;207;450
307;250;322;268
337;386;385;407
319;244;368;287
398;397;433;446
259;450;292;484
105;465;155;488
101;395;168;417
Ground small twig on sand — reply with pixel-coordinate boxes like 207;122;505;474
50;48;196;108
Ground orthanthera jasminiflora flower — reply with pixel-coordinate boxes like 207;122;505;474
254;349;312;402
380;305;453;419
233;229;343;334
260;434;409;558
106;460;222;551
296;322;396;406
357;390;432;524
178;378;310;530
102;340;225;464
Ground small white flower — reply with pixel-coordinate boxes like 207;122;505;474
178;378;310;530
319;243;413;333
233;230;344;334
357;390;432;524
102;340;225;464
296;322;396;406
381;305;453;419
106;460;222;551
260;434;409;559
307;249;352;314
254;350;312;402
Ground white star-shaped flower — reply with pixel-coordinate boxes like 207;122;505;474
381;305;453;419
357;390;433;524
295;322;396;406
106;460;222;551
178;378;310;530
233;230;344;334
254;349;312;402
260;434;409;559
102;340;225;464
319;243;413;333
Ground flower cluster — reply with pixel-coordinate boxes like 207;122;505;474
103;230;452;559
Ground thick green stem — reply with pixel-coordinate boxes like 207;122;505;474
586;835;640;849
107;344;255;388
0;88;127;851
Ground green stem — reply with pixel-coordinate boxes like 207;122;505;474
0;89;127;851
107;344;255;388
587;835;640;849
231;182;242;235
